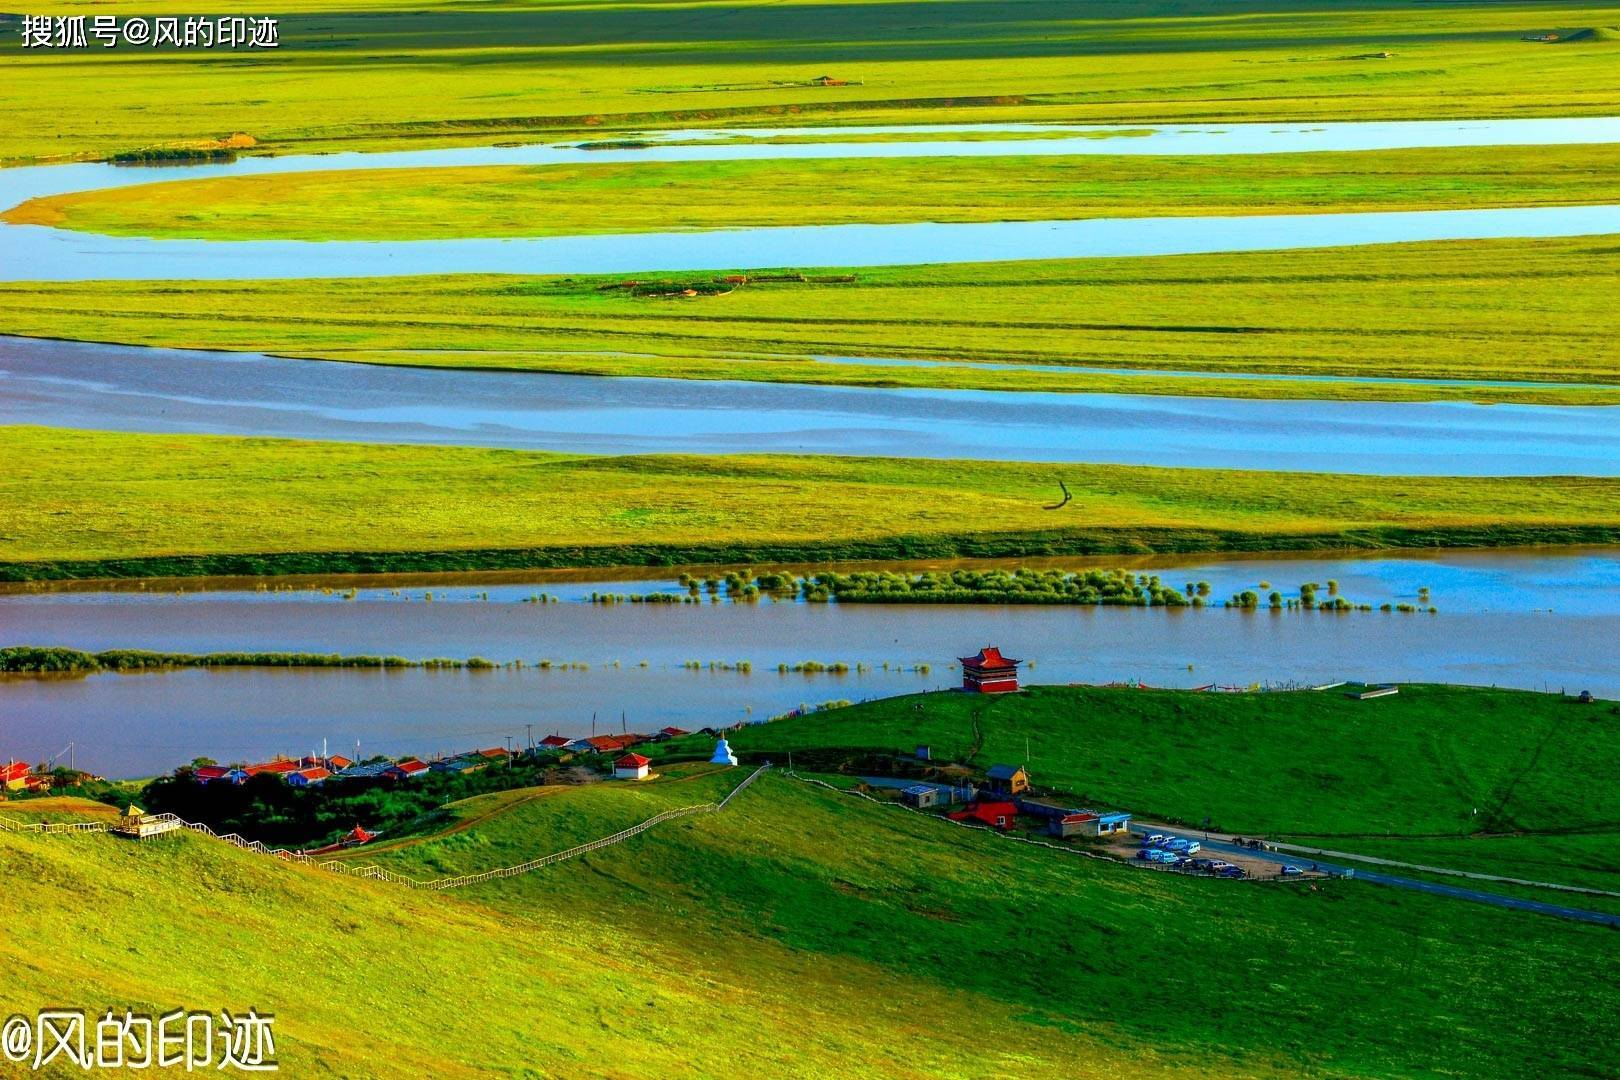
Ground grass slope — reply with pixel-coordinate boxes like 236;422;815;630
0;797;1168;1079
665;683;1620;889
7;772;1618;1077
5;236;1620;403
85;767;1620;1076
5;1;1620;164
16;144;1620;241
7;426;1620;580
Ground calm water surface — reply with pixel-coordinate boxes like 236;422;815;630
3;550;1615;777
6;337;1618;474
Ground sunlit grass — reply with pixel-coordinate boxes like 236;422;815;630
4;425;1620;579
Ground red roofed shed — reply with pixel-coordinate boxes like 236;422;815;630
947;801;1019;831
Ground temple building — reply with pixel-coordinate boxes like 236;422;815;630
959;646;1021;693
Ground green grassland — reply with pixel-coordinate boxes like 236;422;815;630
6;236;1620;404
656;683;1620;890
4;1;1620;165
8;426;1620;580
6;768;1618;1078
0;796;1175;1079
16;143;1620;240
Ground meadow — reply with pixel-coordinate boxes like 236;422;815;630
5;235;1620;403
16;143;1620;240
4;1;1620;165
7;426;1620;580
7;765;1615;1078
654;683;1620;890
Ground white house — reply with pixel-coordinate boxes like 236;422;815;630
613;753;651;781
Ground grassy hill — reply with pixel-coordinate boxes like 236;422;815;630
654;683;1620;889
6;769;1616;1078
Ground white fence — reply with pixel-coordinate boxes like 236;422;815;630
0;764;772;892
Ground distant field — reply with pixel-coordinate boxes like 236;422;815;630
16;144;1620;240
7;426;1620;580
3;1;1620;164
5;235;1620;403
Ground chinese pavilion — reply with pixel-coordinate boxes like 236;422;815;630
959;646;1021;693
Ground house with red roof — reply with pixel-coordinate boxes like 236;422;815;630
288;766;332;787
243;759;300;778
959;646;1021;693
947;801;1019;831
385;759;430;781
655;726;689;740
613;753;651;781
574;734;643;755
477;747;510;760
326;755;354;771
193;764;248;785
537;735;571;750
2;761;34;792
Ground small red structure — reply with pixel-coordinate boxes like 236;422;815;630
2;761;34;791
959;646;1021;693
537;735;571;750
947;801;1019;831
613;753;652;781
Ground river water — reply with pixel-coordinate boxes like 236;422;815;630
5;336;1618;474
4;118;1620;282
2;549;1615;777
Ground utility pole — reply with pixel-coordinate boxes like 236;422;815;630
525;723;533;752
505;736;513;767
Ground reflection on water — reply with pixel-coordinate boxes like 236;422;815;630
6;336;1619;474
2;549;1616;777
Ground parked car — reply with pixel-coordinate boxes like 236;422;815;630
1164;838;1190;852
1183;841;1201;854
1219;866;1247;879
1280;865;1304;877
1141;833;1166;846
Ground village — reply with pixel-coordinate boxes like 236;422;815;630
4;646;1321;881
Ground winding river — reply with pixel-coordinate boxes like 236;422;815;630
5;119;1620;776
5;336;1619;474
4;118;1620;282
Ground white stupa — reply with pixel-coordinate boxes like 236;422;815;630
710;737;738;766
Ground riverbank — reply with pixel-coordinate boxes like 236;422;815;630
7;2;1620;165
7;426;1620;582
17;144;1620;242
4;236;1617;403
